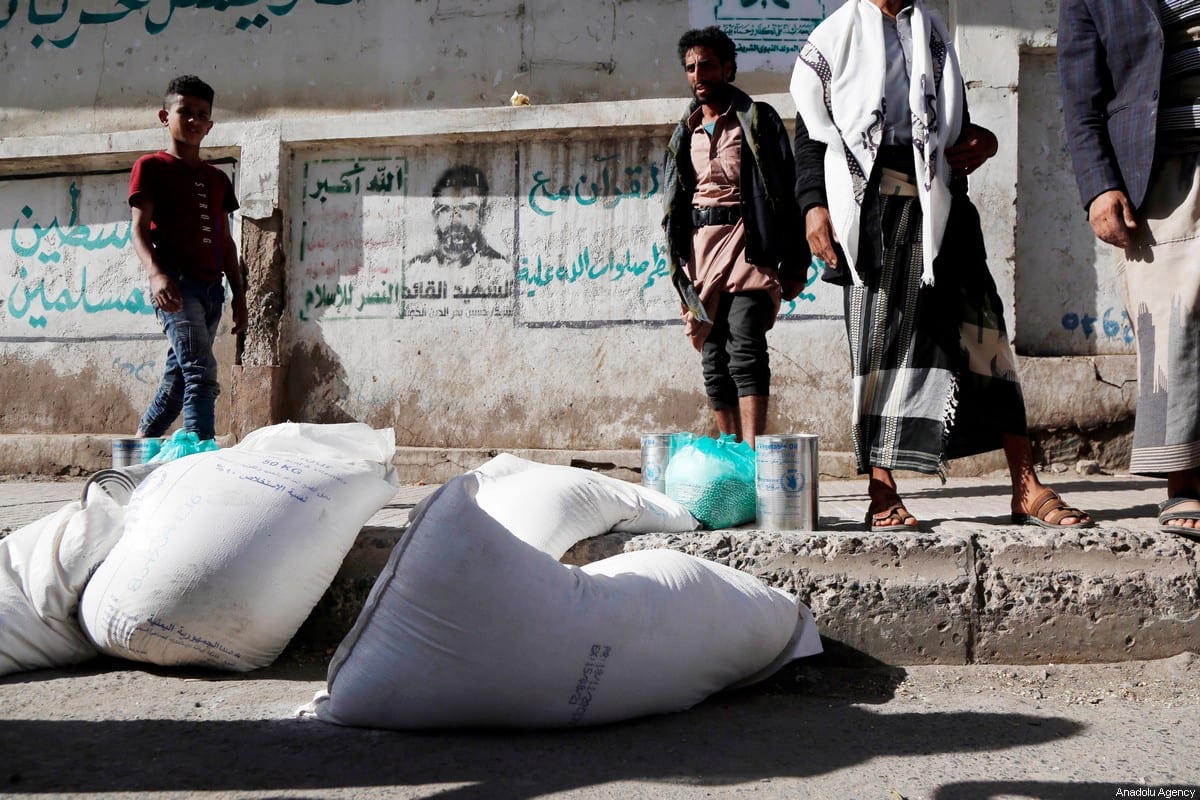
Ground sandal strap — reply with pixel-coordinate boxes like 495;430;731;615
1027;488;1091;525
1160;491;1200;513
1159;495;1200;524
870;503;914;525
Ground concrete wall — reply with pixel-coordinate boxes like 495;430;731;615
0;0;786;136
954;2;1135;358
0;165;236;435
0;0;1137;473
282;132;846;449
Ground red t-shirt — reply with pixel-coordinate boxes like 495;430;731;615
128;151;239;282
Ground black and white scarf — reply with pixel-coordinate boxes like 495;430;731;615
790;0;964;285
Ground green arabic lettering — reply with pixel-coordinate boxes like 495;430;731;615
29;0;68;26
10;183;131;258
0;0;17;30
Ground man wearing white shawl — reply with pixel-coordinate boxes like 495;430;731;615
792;0;1092;531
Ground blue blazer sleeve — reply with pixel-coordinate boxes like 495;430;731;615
1058;0;1163;211
1057;0;1125;210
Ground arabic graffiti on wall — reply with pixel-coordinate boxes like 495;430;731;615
1061;308;1135;344
295;153;521;323
2;176;149;337
1;165;237;343
690;0;835;72
0;0;355;50
517;244;671;298
516;140;678;326
297;156;407;321
527;154;660;218
114;355;159;385
291;139;840;330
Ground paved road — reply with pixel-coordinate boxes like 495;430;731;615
3;472;1197;799
0;472;1180;536
2;653;1198;800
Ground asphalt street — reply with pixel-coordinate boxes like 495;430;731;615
1;652;1197;800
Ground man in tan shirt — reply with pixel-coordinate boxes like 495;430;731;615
662;26;805;448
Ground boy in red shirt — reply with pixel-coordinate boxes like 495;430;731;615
130;75;246;442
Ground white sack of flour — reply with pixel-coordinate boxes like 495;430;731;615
0;486;125;676
80;422;398;671
469;454;699;559
308;473;820;729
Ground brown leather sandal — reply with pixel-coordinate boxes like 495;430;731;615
1012;488;1093;529
866;503;919;532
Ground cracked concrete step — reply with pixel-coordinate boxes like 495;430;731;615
293;476;1199;667
294;521;1199;667
3;473;1197;666
0;433;1011;483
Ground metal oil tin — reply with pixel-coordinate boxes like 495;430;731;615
640;433;673;494
111;438;139;468
755;434;819;531
82;462;161;506
135;437;164;464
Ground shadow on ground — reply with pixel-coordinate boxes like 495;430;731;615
1;661;1085;799
932;781;1190;799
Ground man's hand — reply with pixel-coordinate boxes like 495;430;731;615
945;123;998;177
230;294;248;335
805;206;840;269
1087;189;1138;248
149;272;182;313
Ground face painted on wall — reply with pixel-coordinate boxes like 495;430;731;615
432;184;486;261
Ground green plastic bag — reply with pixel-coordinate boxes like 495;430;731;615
668;431;696;459
146;429;220;465
665;434;756;529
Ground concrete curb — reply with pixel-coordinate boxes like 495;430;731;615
296;522;1200;667
4;470;1196;667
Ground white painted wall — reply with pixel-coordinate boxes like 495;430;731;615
282;134;846;448
0;0;1135;454
0;167;236;433
953;1;1134;358
2;1;715;136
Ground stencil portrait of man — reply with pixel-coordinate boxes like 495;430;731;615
404;165;512;319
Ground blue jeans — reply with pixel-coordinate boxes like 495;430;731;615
139;276;224;440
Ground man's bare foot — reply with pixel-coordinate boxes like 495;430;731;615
1011;485;1093;529
867;474;919;531
866;502;919;531
1158;494;1200;535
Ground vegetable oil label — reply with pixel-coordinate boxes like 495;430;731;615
755;434;819;531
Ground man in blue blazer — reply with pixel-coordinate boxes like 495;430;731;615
1059;0;1163;244
1059;0;1200;537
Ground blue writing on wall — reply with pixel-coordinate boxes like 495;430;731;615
5;181;147;330
1061;307;1134;344
8;266;154;328
517;243;670;298
10;181;130;260
113;356;157;385
1;0;356;50
779;261;821;313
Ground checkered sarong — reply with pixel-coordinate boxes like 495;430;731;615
845;191;1027;476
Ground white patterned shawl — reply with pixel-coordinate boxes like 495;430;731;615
790;0;964;285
